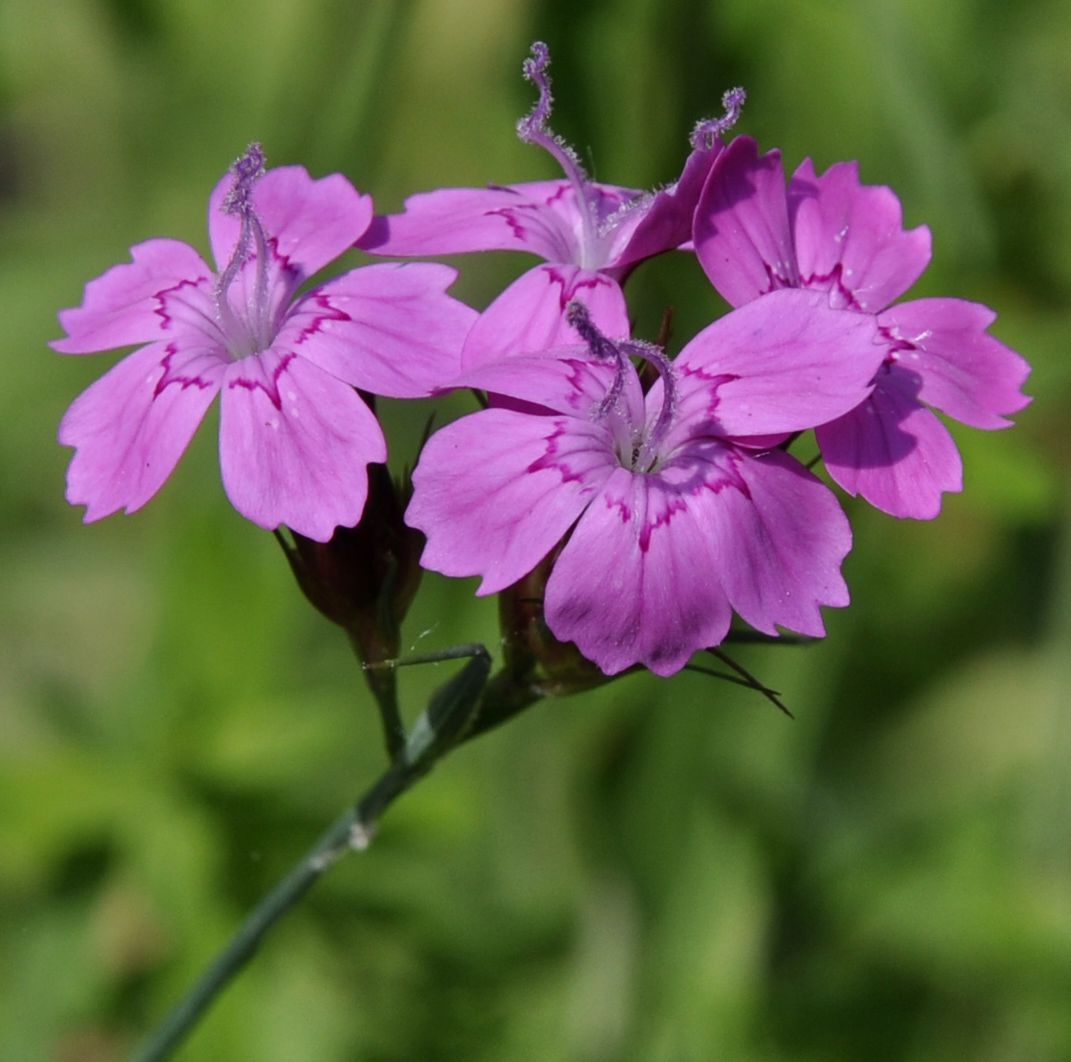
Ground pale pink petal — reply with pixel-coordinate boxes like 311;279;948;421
612;143;722;268
53;239;213;354
58;340;225;519
218;350;386;540
456;352;644;425
358;182;583;262
697;445;851;636
407;410;616;594
209;166;373;280
460;264;630;369
215;241;302;344
693;136;799;307
275;263;476;397
878;298;1031;429
544;465;733;676
789;159;931;312
816;367;963;519
668;289;882;442
154;274;225;347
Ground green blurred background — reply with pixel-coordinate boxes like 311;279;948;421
2;0;1069;1058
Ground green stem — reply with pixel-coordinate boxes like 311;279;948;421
134;647;502;1060
347;626;407;761
132;763;413;1062
465;666;542;741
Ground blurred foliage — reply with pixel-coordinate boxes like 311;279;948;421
2;0;1069;1058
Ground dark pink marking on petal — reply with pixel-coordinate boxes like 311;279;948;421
286;292;352;346
53;238;213;355
638;492;686;552
545;265;617;310
153;341;227;398
407;409;615;595
544;184;569;206
798;263;864;312
484;205;532;242
527;421;603;483
59;340;224;521
545;462;736;676
154;276;223;347
225;351;297;410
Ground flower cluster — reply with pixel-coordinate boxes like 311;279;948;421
54;43;1030;679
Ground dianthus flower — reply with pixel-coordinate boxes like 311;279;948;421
694;136;1031;518
54;145;476;540
406;295;884;676
359;41;744;368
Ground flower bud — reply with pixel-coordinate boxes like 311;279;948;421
281;462;424;664
497;553;615;697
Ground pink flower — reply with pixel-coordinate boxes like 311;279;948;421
694;136;1031;518
406;294;884;676
359;42;744;369
53;145;476;541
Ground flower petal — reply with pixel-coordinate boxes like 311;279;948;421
456;352;644;424
698;445;851;636
218;350;386;540
670;289;882;440
406;409;616;595
693;136;799;307
209;166;373;281
544;464;733;676
789;158;931;312
276;263;476;398
816;366;963;519
358;181;580;261
53;239;213;354
878;298;1031;429
58;340;224;519
611;144;723;268
460;264;630;369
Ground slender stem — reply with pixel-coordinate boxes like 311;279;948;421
464;666;542;741
348;626;407;762
133;764;413;1062
270;527;411;764
134;643;503;1060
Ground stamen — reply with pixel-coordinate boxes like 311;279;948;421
516;42;555;141
690;86;747;150
620;339;678;471
565;299;620;363
516;42;599;264
566;300;627;418
222;142;265;215
215;143;273;354
566;302;679;471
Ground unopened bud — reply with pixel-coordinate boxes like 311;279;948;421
280;462;424;662
497;554;616;696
